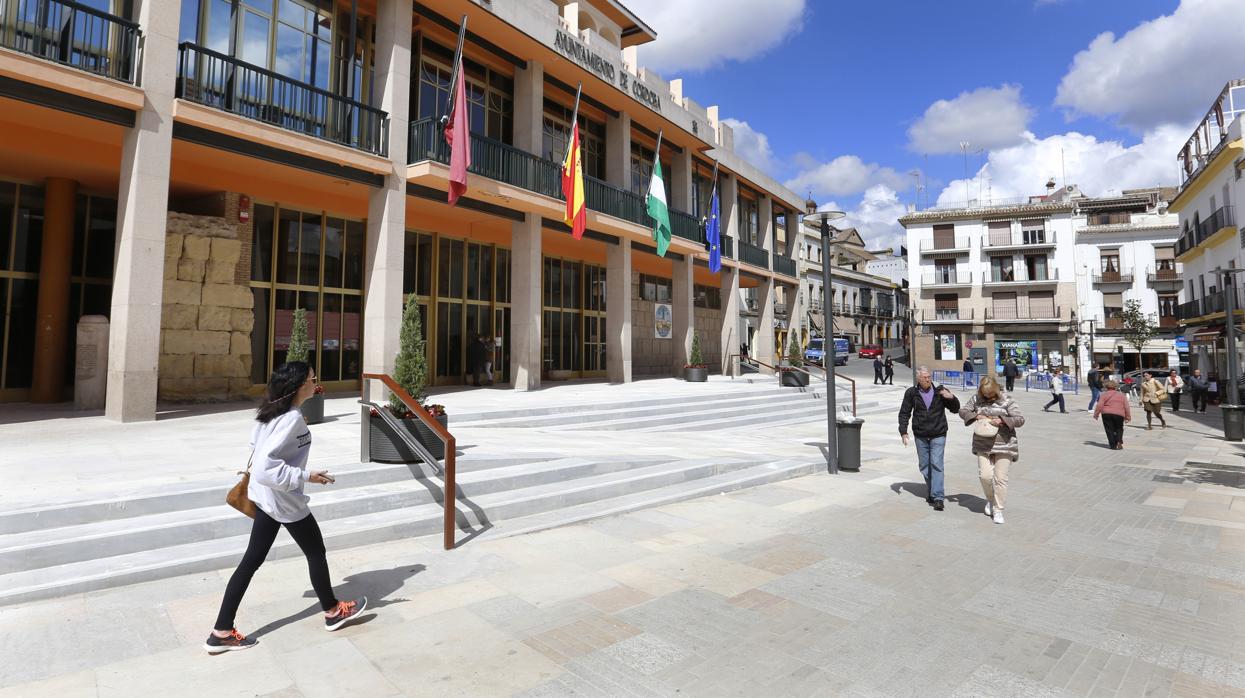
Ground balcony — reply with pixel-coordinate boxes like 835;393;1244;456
982;269;1059;286
177;43;389;155
1160;316;1179;329
1103;316;1124;330
1177;206;1237;257
1147;266;1182;289
922;272;972;288
1177;298;1202;321
918;237;970;256
773;255;797;278
921;308;973;323
1091;271;1134;286
0;0;139;83
738;241;769;269
982;231;1057;253
985;306;1062;322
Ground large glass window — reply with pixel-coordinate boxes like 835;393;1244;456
630;142;672;202
737;195;759;246
0;183;42;394
416;38;513;143
543;99;605;179
542;257;605;374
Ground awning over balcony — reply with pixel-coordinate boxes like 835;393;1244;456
1187;324;1224;341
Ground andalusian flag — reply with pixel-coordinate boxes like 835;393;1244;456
647;159;672;257
561;122;586;239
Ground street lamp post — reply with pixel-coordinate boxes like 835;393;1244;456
1221;269;1243;406
805;210;846;474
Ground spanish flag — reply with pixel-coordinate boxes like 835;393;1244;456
562;123;586;239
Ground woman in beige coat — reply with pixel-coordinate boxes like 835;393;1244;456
959;376;1025;525
1139;371;1167;430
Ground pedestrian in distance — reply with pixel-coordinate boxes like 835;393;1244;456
963;357;975;387
466;330;485;386
1139;371;1168;430
206;361;368;654
1002;357;1019;393
873;356;884;385
1093;379;1131;450
480;335;495;385
1086;364;1105;414
1043;367;1067;413
898;366;961;512
1166;369;1184;412
884;356;895;385
1187;368;1209;413
959;376;1025;525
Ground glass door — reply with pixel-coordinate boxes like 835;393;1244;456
433;236;465;385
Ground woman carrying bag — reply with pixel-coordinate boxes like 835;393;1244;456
1139;371;1168;430
206;361;368;654
959;376;1025;525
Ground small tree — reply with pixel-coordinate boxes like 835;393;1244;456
1120;298;1158;370
286;308;311;364
688;332;705;368
390;295;428;415
786;333;803;369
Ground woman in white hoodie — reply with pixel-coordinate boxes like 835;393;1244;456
205;361;368;654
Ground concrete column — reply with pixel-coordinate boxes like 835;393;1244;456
605;112;631;189
755;278;776;373
670;147;693;213
106;0;180;422
606;241;632;383
720;173;739;257
787;212;801;260
672;255;693;372
786;281;805;350
362;0;411;400
719;265;740;375
31;177;76;403
513;59;543;155
511;214;542;390
758;195;774;254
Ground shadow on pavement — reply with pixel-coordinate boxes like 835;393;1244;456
249;563;427;639
1082;440;1113;449
948;492;988;514
890;481;930;501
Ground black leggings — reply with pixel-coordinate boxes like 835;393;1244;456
1102;414;1124;449
214;508;337;631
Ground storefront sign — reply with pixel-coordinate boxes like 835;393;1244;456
1175;335;1188;351
995;340;1038;373
554;30;661;113
654;303;673;339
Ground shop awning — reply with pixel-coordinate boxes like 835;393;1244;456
1191;324;1223;340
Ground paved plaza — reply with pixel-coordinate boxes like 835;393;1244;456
2;384;1244;697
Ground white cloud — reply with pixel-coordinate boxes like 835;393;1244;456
907;85;1034;154
785;156;909;199
1055;0;1245;130
627;0;806;73
932;126;1187;207
722;119;775;173
821;186;909;254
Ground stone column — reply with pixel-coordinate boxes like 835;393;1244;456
362;0;411;400
786;279;805;348
106;0;179;422
720;265;740;375
720;173;739;258
606;241;632;383
755;278;776;373
672;255;693;372
758;195;774;255
606;112;631;189
670;147;693;213
511;214;542;390
513;59;543;155
31;178;76;402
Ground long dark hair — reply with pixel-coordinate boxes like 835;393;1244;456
256;361;310;424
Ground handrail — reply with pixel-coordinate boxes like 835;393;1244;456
2;0;141;83
361;373;457;551
727;354;856;416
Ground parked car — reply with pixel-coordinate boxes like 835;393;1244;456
858;344;883;359
804;338;825;366
1117;367;1171;395
832;337;850;366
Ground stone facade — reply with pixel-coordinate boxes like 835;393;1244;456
158;195;254;402
629;271;724;377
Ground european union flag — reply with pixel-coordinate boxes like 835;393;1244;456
706;183;722;273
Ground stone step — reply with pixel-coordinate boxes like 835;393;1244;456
518;392;863;431
642;401;893;432
448;385;805;423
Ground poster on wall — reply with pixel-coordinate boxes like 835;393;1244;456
995;340;1038;373
654;303;673;339
939;334;957;358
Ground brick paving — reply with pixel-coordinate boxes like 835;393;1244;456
2;388;1244;696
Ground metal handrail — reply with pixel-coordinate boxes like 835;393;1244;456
1;0;141;83
727;354;856;416
360;373;457;551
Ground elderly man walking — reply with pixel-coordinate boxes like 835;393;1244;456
899;367;962;511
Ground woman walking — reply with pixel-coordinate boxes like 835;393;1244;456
1093;379;1131;450
959;376;1025;525
206;362;368;654
1166;370;1184;412
884;356;895;385
1139;371;1168;430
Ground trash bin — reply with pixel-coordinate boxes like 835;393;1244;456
1223;405;1245;442
836;415;864;470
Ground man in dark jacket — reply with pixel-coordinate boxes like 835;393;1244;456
873;356;884;384
1002;358;1019;392
1188;369;1210;413
466;332;485;386
899;366;962;511
1086;364;1104;412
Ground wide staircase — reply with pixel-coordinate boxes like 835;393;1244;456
0;377;900;606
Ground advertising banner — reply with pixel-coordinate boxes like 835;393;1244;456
995;340;1038;373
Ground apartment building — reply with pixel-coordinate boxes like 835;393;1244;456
0;0;806;418
1172;80;1245;381
798;216;903;350
900;185;1080;376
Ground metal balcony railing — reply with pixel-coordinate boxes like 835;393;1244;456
739;241;769;269
1091;271;1134;284
1103;316;1124;329
1178;206;1237;255
1159;316;1179;328
918;237;970;251
1177;298;1202;320
409;118;561;197
178;43;389;155
0;0;140;83
921;308;973;322
773;255;797;277
982;231;1056;249
985;305;1062;321
922;272;972;286
1147;265;1182;283
984;269;1059;283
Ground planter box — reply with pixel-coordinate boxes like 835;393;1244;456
780;370;809;387
684;367;708;382
368;413;449;464
300;393;325;424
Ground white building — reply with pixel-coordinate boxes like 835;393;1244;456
799;218;904;350
1173;80;1245;384
865;252;908;288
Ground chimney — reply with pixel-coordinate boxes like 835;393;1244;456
1045;178;1057;194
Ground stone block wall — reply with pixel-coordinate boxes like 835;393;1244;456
158;194;254;402
631;271;673;376
694;307;723;372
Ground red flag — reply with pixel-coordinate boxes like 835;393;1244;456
561;123;586;239
444;60;470;206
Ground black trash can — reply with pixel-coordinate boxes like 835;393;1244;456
1223;405;1245;442
836;415;864;470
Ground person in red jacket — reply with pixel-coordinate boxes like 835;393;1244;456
1093;379;1132;450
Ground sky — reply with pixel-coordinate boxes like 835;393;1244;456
624;0;1245;254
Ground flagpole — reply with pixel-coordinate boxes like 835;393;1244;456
652;130;664;169
441;15;469;128
570;82;582;126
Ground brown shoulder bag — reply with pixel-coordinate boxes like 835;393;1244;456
226;453;256;518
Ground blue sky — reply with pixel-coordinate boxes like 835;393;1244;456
627;0;1245;251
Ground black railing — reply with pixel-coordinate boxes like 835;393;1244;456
408;118;561;198
739;241;769;269
985;305;1061;321
721;236;734;259
1147;266;1181;283
584;175;647;228
773;255;797;277
921;309;973;322
177;43;389;156
1198;205;1236;239
1177;298;1202;320
923;272;972;286
670;208;702;245
0;0;139;82
1091;271;1134;284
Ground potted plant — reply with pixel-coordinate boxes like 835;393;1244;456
286;308;325;424
684;332;708;382
368;295;448;464
780;334;809;387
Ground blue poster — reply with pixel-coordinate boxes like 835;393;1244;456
995;340;1038;374
1175;335;1188;352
